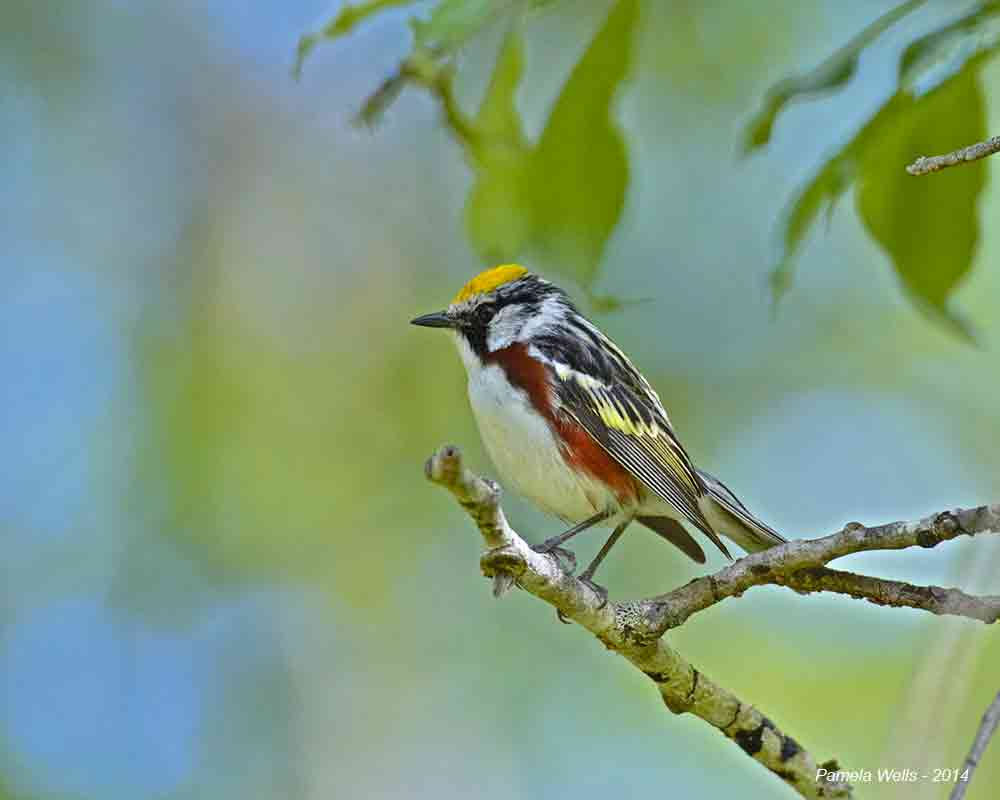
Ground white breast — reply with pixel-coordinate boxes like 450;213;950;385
455;336;622;525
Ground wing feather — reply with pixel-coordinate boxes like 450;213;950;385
545;357;719;543
523;299;736;558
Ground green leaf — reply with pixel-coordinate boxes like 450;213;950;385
463;0;639;284
743;0;926;154
298;0;637;285
773;155;853;304
354;0;531;130
855;73;987;338
770;11;1000;335
294;0;418;79
412;0;508;51
899;0;1000;84
465;28;532;263
470;27;525;147
525;0;639;286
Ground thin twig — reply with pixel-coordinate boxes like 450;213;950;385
906;135;1000;175
950;689;1000;800
634;507;1000;637
777;567;1000;623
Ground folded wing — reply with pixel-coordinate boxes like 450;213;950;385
535;342;731;559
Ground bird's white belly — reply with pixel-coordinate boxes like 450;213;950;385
465;362;619;524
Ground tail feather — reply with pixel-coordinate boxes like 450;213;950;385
696;469;786;554
637;516;707;563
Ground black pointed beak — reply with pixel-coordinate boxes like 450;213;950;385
410;311;454;329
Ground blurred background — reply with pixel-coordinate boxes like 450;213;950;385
2;1;999;798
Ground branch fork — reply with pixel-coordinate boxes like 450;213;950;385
424;444;1000;799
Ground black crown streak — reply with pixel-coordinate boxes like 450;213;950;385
499;275;563;307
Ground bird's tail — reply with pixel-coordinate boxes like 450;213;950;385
696;469;786;554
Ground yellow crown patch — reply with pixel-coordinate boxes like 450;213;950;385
452;264;528;304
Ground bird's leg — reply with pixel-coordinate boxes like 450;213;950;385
534;510;611;553
532;510;611;573
577;521;630;610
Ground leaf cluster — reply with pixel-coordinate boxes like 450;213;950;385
297;0;1000;336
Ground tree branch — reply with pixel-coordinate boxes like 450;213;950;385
425;444;854;799
906;135;1000;175
950;689;1000;800
775;567;1000;623
634;507;1000;637
426;444;1000;797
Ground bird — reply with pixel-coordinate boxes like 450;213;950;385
411;264;785;607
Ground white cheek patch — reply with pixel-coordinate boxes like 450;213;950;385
518;295;568;341
486;305;526;351
486;296;569;352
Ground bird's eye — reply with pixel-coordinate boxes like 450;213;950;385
474;304;494;325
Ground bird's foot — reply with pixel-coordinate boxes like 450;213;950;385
532;542;578;624
578;575;609;610
531;542;577;574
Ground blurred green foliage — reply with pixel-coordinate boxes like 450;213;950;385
300;0;640;288
742;0;928;152
764;0;999;337
294;0;417;78
299;0;639;287
300;0;1000;337
855;69;986;339
142;264;461;608
769;57;991;338
468;0;637;283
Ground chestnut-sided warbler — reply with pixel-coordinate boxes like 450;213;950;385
412;265;784;604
